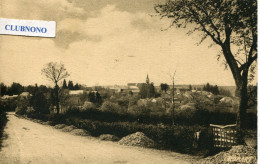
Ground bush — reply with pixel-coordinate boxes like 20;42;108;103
100;101;124;114
65;106;80;115
15;107;26;115
23;106;219;155
0;99;18;111
15;96;30;115
57;116;212;154
26;107;36;116
128;104;150;115
80;101;96;111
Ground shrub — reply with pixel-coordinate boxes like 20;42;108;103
80;101;96;111
15;96;30;115
65;106;80;115
26;107;36;116
59;116;212;153
0;99;18;111
30;92;50;114
15;107;26;115
174;105;197;124
128;104;150;116
100;101;124;114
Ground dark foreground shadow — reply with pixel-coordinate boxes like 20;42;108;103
0;113;8;151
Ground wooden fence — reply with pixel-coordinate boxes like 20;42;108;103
210;124;237;148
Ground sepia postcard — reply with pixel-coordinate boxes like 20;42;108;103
0;0;257;163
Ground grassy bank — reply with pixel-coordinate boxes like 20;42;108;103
0;107;7;150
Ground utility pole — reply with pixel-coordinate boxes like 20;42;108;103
169;70;176;126
169;71;176;105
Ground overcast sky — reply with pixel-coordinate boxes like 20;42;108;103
0;0;246;87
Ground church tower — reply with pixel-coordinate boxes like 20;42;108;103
146;74;150;84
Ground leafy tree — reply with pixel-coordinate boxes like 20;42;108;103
30;85;49;114
88;92;96;103
155;0;257;130
0;83;7;96
189;85;192;91
160;83;169;92
38;85;49;93
148;82;156;98
95;92;102;106
213;85;220;95
203;83;219;95
203;83;210;92
25;85;36;94
62;79;68;89
74;83;80;90
59;89;70;112
41;62;69;114
68;80;74;90
139;84;147;99
9;82;24;95
139;83;156;98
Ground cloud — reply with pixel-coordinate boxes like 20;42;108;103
58;5;134;36
1;0;85;21
57;5;169;47
0;4;238;86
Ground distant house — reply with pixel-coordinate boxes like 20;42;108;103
127;83;138;87
107;85;128;93
220;97;233;104
129;86;140;94
1;95;18;99
19;92;31;97
176;88;190;94
69;90;84;95
85;91;97;94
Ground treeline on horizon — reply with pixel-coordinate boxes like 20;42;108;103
0;79;83;96
0;80;255;98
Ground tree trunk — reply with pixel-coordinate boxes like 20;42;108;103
221;43;250;143
236;85;248;129
172;80;175;125
236;70;248;143
55;83;60;114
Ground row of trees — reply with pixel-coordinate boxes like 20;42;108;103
0;82;24;96
0;82;51;96
203;83;220;95
88;92;102;105
62;80;80;90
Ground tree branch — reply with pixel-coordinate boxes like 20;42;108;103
192;2;222;44
189;8;221;45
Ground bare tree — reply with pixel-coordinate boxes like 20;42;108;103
155;0;257;132
41;62;70;114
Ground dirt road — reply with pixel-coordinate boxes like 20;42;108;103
0;112;200;164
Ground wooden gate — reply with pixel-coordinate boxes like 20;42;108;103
210;124;237;148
